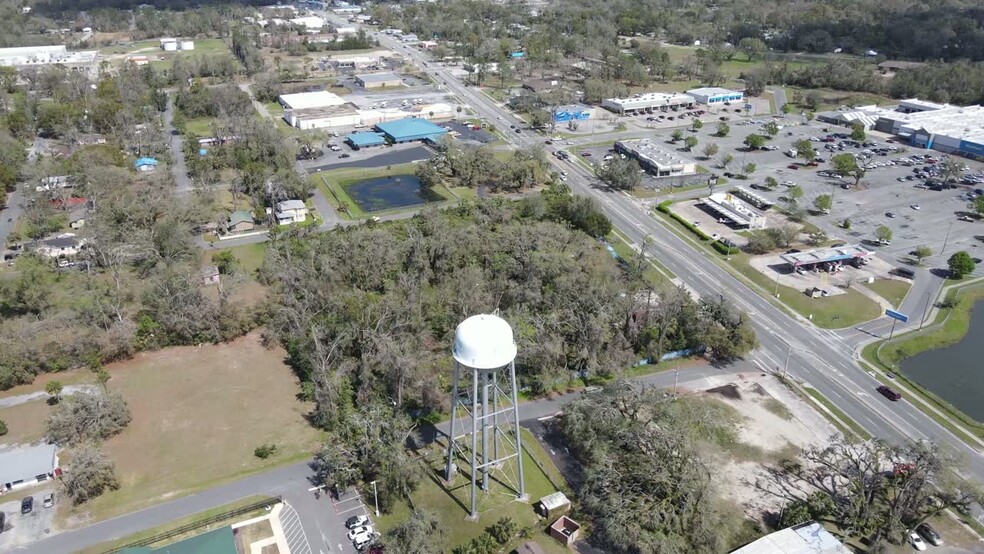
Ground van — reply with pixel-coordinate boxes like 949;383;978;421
877;385;902;401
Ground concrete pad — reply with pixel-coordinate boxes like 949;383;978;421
747;252;896;296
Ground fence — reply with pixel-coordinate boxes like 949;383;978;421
104;496;282;553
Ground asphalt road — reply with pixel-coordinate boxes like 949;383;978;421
163;95;193;196
367;27;984;524
0;188;24;250
304;145;431;173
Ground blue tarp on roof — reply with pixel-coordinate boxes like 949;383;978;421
375;118;448;143
134;157;158;167
346;132;386;148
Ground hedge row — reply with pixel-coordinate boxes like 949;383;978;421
656;200;740;256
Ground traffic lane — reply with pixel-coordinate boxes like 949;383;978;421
304;145;431;173
1;188;24;249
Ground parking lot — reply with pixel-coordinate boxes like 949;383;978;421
0;488;57;550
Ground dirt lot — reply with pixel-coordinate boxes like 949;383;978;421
684;373;838;520
60;332;323;526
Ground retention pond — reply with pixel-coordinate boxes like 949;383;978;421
345;174;441;213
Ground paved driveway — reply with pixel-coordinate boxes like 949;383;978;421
0;489;57;551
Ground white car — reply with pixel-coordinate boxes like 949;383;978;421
353;532;376;550
909;532;927;551
348;525;374;541
345;514;370;529
911;204;921;210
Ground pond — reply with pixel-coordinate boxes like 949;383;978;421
344;174;442;213
900;301;984;422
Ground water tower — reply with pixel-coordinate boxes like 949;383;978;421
444;314;527;520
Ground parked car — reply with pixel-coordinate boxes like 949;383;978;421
353;532;377;551
877;385;902;401
346;515;370;529
910;204;921;210
339;153;351;158
959;215;975;222
909;532;927;551
886;212;896;218
21;496;33;514
348;525;374;541
916;523;942;546
42;493;54;508
787;164;799;170
0;511;5;533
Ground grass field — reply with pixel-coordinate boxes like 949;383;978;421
62;332;323;524
864;278;911;308
0;397;52;445
785;86;894;111
184;117;215;138
315;164;454;219
263;101;285;118
375;429;572;552
205;242;269;278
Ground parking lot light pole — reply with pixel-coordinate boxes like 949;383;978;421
919;291;932;331
370;480;379;517
940;222;954;258
774;268;782;297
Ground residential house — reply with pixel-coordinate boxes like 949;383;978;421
35;233;85;260
69;207;87;229
227;210;256;233
275;200;308;225
36;175;72;192
134;157;158;172
201;265;220;286
49;196;88;210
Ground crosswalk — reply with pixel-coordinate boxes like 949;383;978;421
280;501;314;554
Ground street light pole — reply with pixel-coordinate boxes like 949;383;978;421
673;368;679;396
371;480;380;517
919;290;932;331
940;222;954;258
774;267;782;297
782;343;792;379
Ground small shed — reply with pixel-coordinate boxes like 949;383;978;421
548;516;581;547
134;157;158;172
534;491;571;519
201;265;220;286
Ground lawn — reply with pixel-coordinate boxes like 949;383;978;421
0;397;52;445
375;428;572;552
263;101;285;118
785;86;894;111
864;278;911;308
315;164;454;220
184;117;215;138
62;332;323;523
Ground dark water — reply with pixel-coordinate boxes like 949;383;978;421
900;302;984;422
345;175;440;212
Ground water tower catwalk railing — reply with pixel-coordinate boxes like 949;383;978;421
444;314;527;520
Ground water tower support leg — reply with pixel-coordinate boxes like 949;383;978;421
469;367;480;519
509;360;528;501
481;369;490;492
444;362;461;482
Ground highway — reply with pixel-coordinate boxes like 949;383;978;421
362;25;984;509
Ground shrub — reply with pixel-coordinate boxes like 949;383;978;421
254;443;278;459
0;419;7;436
46;390;132;446
486;517;518;544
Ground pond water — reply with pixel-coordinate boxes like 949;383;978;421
900;301;984;422
345;174;440;213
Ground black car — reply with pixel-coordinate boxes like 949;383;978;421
877;385;902;401
339;153;351;158
916;522;942;546
21;496;33;514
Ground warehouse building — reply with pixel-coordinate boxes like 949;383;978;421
346;132;387;149
613;138;697;177
286;104;361;130
874;104;984;160
552;104;594;122
686;87;743;105
702;192;766;229
355;72;403;89
732;521;850;554
278;90;347;111
0;45;98;75
375;118;448;144
601;92;694;114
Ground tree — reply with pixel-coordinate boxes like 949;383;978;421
671;129;684;142
684;136;699;151
941;157;965;186
913;245;932;265
786;185;804;203
850;123;866;142
781;103;793;115
743;134;766;150
45;380;64;402
975;195;984;216
701;142;719;160
486;518;518;544
763;121;779;137
719;152;734;169
0;419;7;436
691;118;703;132
528;109;551;129
597;157;642;190
62;442;120;504
813;194;832;213
716;121;730;137
382;509;444;554
831;153;869;187
45;390;132;446
876;225;893;243
794;139;817;163
742;162;757;177
738;37;767;61
948;251;976;279
764;176;779;189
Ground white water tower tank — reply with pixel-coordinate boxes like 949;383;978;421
180;40;195;51
163;42;178;52
452;314;517;369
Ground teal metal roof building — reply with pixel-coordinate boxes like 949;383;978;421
346;132;386;149
375;118;448;143
120;526;237;554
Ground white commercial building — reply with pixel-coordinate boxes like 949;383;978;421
286;104;361;129
601;92;694;114
355;72;403;89
0;444;60;492
278;90;347;111
874;104;984;160
613;138;697;177
731;521;851;554
0;45;98;74
291;16;326;32
686;87;744;104
703;192;766;229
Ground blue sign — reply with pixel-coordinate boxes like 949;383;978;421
959;140;984;157
885;309;909;323
510;51;525;58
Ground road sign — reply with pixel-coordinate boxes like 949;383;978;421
885;309;909;323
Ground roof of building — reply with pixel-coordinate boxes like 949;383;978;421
537;491;570;511
134;157;158;167
121;526;237;554
290;104;359;119
347;131;387;147
730;521;851;554
687;87;742;97
603;92;693;109
277;200;307;211
375;118;449;141
780;245;871;266
50;196;88;209
202;265;219;277
704;192;763;227
0;45;98;66
615;138;694;169
554;104;591;114
228;210;253;225
290;15;326;28
355;72;402;83
878;60;925;70
279;90;346;110
41;233;82;249
69;208;87;223
885;104;984;145
0;443;58;486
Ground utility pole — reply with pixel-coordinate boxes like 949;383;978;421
673;368;679;396
940;222;954;258
774;267;782;297
370;480;379;517
919;291;932;331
